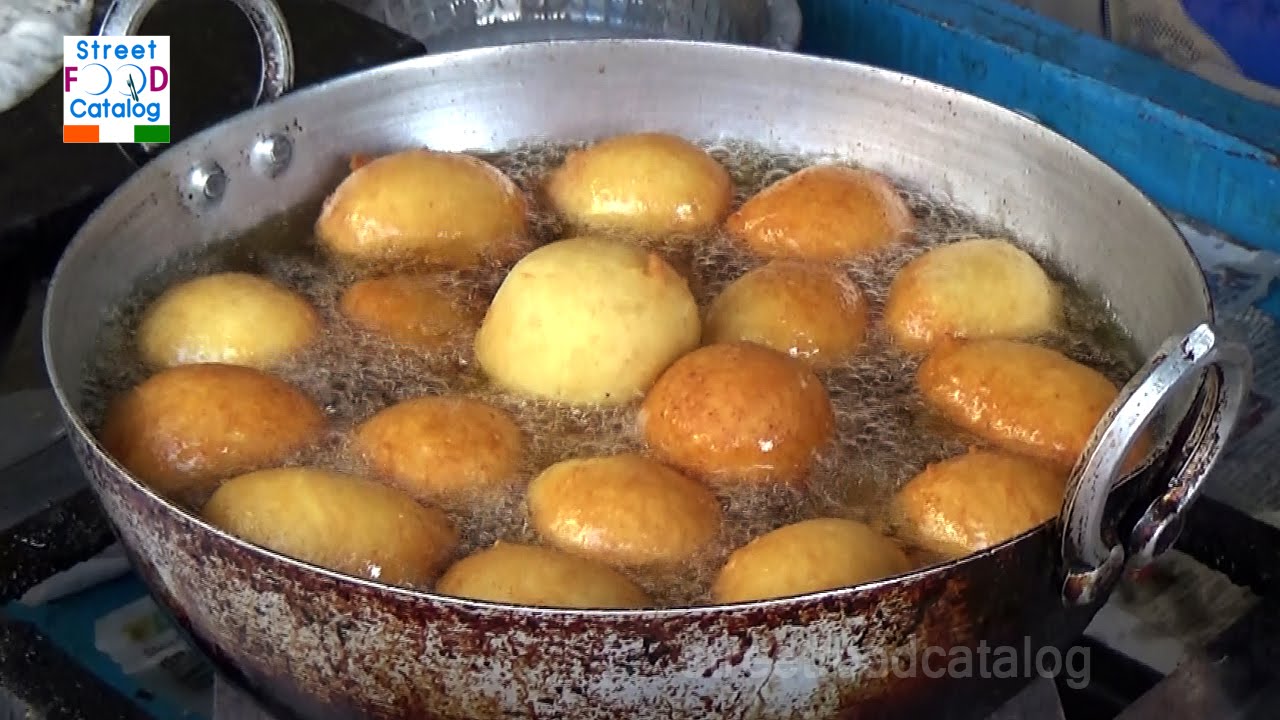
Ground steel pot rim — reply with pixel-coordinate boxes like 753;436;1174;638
44;38;1216;620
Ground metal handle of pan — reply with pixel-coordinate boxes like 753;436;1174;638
1059;322;1251;607
98;0;295;162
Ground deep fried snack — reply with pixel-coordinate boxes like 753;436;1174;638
640;342;835;484
544;132;733;235
527;454;721;566
712;518;912;603
435;542;652;609
204;467;458;587
339;274;481;350
726;165;913;261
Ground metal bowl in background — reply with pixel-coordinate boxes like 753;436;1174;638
334;0;802;52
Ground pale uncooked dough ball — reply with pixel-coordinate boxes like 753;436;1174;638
354;396;523;499
885;238;1061;352
727;164;914;261
891;449;1067;557
917;340;1150;471
339;274;481;350
99;363;326;501
527;454;721;566
474;236;700;405
544;132;733;236
640;342;836;485
435;542;651;609
712;518;912;603
137;272;318;369
704;260;868;367
203;467;458;587
315;149;530;268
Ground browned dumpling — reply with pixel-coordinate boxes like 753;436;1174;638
884;238;1061;353
474;236;700;405
137;272;318;369
339;274;481;350
544;132;733;235
640;342;835;485
315;149;530;268
703;260;868;367
527;454;721;566
916;339;1148;471
354;396;523;499
99;363;325;500
712;518;912;603
203;467;458;587
435;542;651;609
891;449;1067;557
727;165;913;261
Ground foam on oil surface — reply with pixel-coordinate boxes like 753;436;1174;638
81;141;1138;607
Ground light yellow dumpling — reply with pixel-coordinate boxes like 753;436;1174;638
544;132;733;236
136;272;318;369
435;542;652;609
315;149;530;268
704;260;868;367
891;449;1067;557
885;238;1061;352
203;467;459;587
474;236;700;405
711;518;913;604
527;454;722;566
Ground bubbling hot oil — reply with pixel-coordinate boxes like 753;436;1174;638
81;141;1140;607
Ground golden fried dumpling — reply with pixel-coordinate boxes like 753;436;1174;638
640;342;835;485
704;260;868;367
712;518;912;603
891;449;1067;557
527;454;721;566
916;340;1146;470
354;396;523;499
884;238;1061;352
544;132;733;235
339;274;481;350
136;272;318;369
315;149;530;268
726;164;913;261
435;542;651;609
475;236;700;405
99;363;325;500
203;467;458;587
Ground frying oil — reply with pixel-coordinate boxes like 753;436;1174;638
81;140;1139;607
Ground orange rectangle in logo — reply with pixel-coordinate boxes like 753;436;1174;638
63;125;100;143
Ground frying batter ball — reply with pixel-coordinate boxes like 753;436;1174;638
917;340;1149;471
527;454;721;567
711;518;912;604
891;449;1068;557
640;342;835;485
726;164;913;261
703;260;868;367
475;236;700;405
435;542;652;609
315;149;530;268
203;467;458;587
339;274;481;350
544;132;733;235
354;396;523;499
136;272;318;369
884;238;1061;353
99;364;325;501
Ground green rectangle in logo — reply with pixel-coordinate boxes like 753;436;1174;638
134;125;170;143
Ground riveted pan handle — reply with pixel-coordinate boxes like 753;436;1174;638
1060;323;1251;607
98;0;295;163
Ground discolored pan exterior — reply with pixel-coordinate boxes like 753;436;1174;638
72;426;1097;720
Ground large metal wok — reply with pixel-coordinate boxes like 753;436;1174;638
43;1;1252;718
